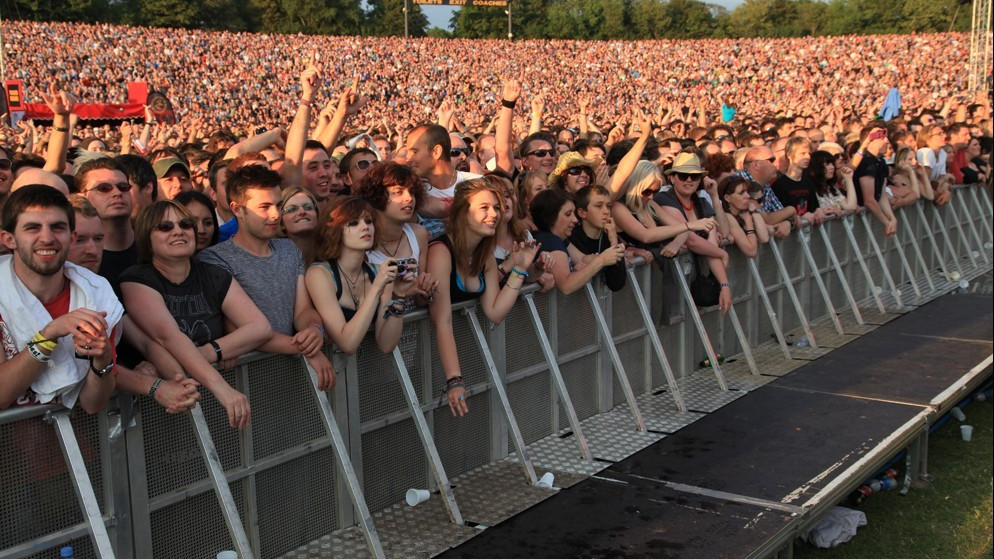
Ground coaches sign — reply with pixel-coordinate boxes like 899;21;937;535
413;0;508;5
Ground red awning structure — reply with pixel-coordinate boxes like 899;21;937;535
23;102;145;121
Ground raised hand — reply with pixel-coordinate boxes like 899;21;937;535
42;82;77;117
502;78;522;104
300;65;320;103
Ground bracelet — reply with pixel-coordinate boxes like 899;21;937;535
506;283;521;290
54;126;69;133
32;332;58;352
209;340;223;363
510;266;528;278
501;99;516;109
720;282;732;288
309;322;325;334
445;376;465;390
744;229;756;235
26;342;53;363
299;98;312;107
148;378;163;400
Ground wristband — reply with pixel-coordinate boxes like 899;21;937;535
501;99;516;109
148;378;164;400
209;340;223;363
720;282;731;288
309;322;325;334
32;332;58;352
54;126;69;133
27;342;53;363
299;98;312;107
510;266;528;278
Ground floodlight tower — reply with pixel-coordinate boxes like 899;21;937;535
968;0;992;92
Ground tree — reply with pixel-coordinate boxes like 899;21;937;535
141;0;200;27
450;5;509;38
365;0;429;36
631;0;672;39
663;0;716;38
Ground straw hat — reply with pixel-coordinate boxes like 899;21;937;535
664;153;706;175
548;151;602;186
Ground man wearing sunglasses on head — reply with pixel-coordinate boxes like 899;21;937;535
77;158;138;291
340;148;379;193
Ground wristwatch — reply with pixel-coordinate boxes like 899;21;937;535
90;359;114;378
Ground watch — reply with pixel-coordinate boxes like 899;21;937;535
90;359;114;378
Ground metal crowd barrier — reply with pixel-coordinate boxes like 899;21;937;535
2;185;991;559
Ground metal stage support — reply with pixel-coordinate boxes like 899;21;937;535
671;255;727;390
625;266;687;411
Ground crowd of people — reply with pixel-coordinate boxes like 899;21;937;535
1;19;992;432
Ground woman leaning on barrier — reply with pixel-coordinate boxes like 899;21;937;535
807;150;858;218
427;178;540;417
895;147;936;203
305;197;412;356
717;176;770;258
120;200;273;429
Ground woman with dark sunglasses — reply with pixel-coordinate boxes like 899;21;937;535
120;200;273;430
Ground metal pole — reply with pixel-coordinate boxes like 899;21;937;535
768;237;818;348
625;266;686;411
507;1;513;39
952;189;989;265
747;258;792;359
797;226;844;335
404;0;409;39
726;304;759;375
915;202;956;281
942;194;979;268
841;213;887;313
671;255;728;391
585;283;646;431
967;187;994;244
929;201;968;280
859;212;904;309
901;206;938;294
818;223;865;325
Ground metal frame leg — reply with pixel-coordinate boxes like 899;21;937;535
818;224;864;325
967;187;994;244
390;348;463;524
768;237;818;348
930;201;968;280
916;202;956;281
942;195;979;268
890;218;923;299
625;266;687;412
305;361;386;558
188;404;255;559
585;284;646;431
48;410;117;559
901;207;938;294
672;255;728;391
980;186;994;219
860;212;904;309
747;258;792;358
462;308;539;484
797;228;844;335
952;191;989;265
523;294;593;461
842;214;887;313
726;304;759;375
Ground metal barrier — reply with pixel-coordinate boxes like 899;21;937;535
2;186;991;559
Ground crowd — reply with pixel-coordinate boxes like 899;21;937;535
1;19;992;431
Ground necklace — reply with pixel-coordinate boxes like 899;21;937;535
679;198;694;213
341;264;364;309
381;233;404;258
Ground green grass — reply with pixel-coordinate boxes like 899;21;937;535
794;394;993;559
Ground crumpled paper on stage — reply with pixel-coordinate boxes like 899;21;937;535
800;506;867;548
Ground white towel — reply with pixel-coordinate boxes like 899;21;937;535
0;255;124;408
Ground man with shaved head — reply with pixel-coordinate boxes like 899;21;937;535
11;169;70;196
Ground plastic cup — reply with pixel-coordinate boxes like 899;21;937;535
217;552;238;559
960;425;973;441
406;488;430;506
950;407;966;421
535;472;555;489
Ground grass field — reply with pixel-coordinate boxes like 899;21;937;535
794;391;993;559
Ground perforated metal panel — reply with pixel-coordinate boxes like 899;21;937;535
360;418;427;512
256;449;339;558
150;478;246;558
557;357;600;423
140;397;208;499
358;332;409;423
249;354;325;460
433;392;491;477
430;309;487;396
610;279;642;335
506;369;554;445
658;317;686;381
611;337;648;406
504;303;545;375
556;290;598;357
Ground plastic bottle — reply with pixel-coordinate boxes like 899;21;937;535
60;547;74;559
878;477;897;491
795;336;810;348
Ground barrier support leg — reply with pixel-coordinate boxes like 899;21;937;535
462;308;539;484
952;190;989;265
860;212;904;309
305;360;386;558
672;255;728;391
47;410;117;559
797;228;844;335
523;294;593;461
901;207;938;294
979;187;994;219
726;304;759;375
929;201;968;280
889;218;923;299
747;258;792;358
390;348;463;524
842;214;887;313
915;202;957;281
818;224;864;325
942;196;979;268
625;266;687;412
967;187;994;244
768;237;818;348
188;404;255;559
585;284;646;431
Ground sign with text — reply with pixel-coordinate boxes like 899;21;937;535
413;0;508;6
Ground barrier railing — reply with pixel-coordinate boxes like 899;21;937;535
2;185;991;559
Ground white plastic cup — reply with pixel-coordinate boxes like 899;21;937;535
949;271;961;281
960;425;973;442
874;285;883;294
217;552;238;559
950;407;966;421
535;472;555;489
406;488;430;506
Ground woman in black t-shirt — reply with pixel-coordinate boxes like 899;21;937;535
120;201;272;430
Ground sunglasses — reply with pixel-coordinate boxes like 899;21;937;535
525;149;555;158
282;203;317;215
0;159;11;171
674;172;702;182
450;147;471;158
353;159;374;172
747;157;776;165
87;182;134;194
566;167;590;176
153;217;197;233
642;187;660;197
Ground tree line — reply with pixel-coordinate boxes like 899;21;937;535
4;0;971;38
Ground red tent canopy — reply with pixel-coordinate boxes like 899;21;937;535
23;102;145;121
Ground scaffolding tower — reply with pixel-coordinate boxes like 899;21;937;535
968;0;993;93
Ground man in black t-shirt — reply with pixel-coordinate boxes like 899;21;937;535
77;158;138;293
772;137;825;225
569;185;626;292
853;124;898;237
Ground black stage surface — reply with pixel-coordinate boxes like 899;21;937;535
437;293;993;559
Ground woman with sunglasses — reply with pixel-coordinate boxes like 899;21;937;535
428;178;541;418
120;200;273;429
351;162;437;301
278;186;320;264
174;191;219;255
548;152;599;194
805;150;858;218
305;197;410;355
610;160;716;256
717;176;770;258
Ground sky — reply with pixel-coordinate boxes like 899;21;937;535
422;0;745;30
